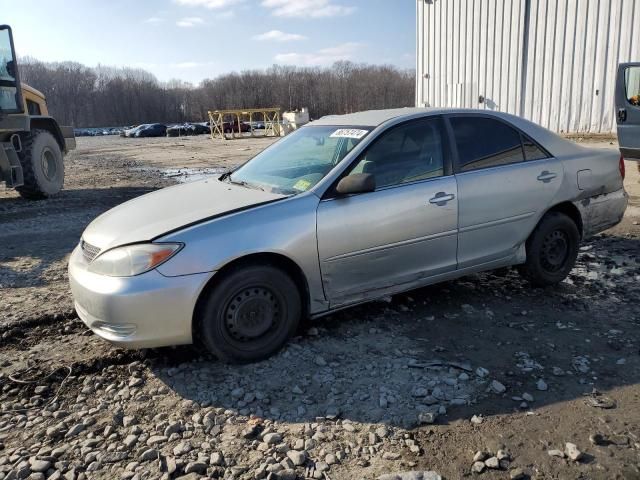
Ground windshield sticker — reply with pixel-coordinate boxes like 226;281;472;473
293;179;312;191
330;128;368;139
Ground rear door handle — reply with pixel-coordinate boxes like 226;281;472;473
537;171;557;183
429;192;455;206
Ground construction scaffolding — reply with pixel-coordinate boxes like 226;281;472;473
207;108;283;140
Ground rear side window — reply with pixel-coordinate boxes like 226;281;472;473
522;136;548;161
450;117;524;172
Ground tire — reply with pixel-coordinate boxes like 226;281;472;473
517;212;580;287
16;130;64;200
197;265;301;363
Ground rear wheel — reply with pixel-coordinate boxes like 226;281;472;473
517;212;580;286
197;265;301;363
16;130;64;199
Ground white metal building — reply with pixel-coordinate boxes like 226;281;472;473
416;0;640;134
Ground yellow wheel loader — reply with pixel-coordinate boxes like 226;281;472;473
0;25;75;199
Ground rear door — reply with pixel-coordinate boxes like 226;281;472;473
616;63;640;160
448;114;563;269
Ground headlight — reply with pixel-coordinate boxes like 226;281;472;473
88;243;183;277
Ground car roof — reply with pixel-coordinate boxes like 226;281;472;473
308;107;583;158
309;107;527;127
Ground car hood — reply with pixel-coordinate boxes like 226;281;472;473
82;178;286;251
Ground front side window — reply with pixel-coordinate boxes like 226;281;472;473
451;116;525;172
625;66;640;107
348;118;446;189
229;126;370;194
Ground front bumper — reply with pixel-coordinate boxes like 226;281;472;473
68;245;212;349
575;188;628;238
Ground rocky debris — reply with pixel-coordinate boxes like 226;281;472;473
378;472;441;480
417;412;438;424
210;451;224;466
490;380;507;394
471;449;511;474
473;451;489;462
536;379;548;391
564;442;584;461
286;449;308;466
509;467;526;480
184;461;207;474
139;448;158;462
122;415;137;427
28;459;51;472
263;432;282;445
588;432;630;447
547;449;565;458
584;391;616;409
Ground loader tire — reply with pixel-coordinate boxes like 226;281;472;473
16;130;64;200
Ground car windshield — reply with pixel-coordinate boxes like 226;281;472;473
226;125;371;194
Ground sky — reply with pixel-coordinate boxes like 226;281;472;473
3;0;416;85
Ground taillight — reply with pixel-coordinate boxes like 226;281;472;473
619;154;626;180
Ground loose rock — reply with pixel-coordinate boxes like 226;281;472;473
565;442;584;461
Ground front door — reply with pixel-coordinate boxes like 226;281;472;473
616;63;640;160
448;115;563;269
316;117;458;306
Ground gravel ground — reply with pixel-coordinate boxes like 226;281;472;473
0;135;639;480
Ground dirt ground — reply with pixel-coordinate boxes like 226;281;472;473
1;134;639;480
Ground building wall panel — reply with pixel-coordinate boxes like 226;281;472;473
416;0;640;134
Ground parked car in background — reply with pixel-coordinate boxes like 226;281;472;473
192;123;211;135
120;124;166;138
135;123;167;137
121;125;143;137
222;120;251;134
69;108;627;363
166;123;211;137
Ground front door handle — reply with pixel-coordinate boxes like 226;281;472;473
429;192;455;206
537;171;557;183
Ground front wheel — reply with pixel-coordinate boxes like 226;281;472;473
517;212;580;287
197;265;301;363
16;130;65;199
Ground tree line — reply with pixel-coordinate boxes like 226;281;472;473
18;58;416;128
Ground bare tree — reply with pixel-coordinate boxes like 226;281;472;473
18;58;415;127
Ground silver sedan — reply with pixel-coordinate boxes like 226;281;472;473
69;108;628;362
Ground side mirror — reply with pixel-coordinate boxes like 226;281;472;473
335;173;376;196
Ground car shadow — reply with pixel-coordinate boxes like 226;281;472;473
148;233;640;428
